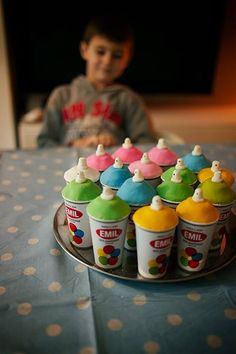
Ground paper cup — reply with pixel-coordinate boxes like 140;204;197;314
177;218;217;272
159;198;179;248
64;199;92;248
89;216;128;269
124;206;139;251
210;203;233;251
135;226;175;279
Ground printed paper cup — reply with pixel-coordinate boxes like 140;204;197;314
62;171;101;248
198;171;236;251
125;206;139;251
176;188;220;271
87;187;130;270
133;196;178;279
177;219;218;271
135;225;175;279
210;203;233;250
89;216;128;269
64;199;92;248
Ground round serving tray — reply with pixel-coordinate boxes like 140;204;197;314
53;203;236;283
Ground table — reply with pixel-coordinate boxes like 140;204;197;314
1;144;236;354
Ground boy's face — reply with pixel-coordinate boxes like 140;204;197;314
80;35;132;89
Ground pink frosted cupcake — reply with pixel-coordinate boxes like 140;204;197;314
112;137;143;164
148;138;178;170
128;152;163;187
86;144;114;172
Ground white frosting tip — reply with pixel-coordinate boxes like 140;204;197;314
171;170;182;183
141;152;150;164
78;157;88;170
96;144;105;156
150;196;163;211
211;160;220;172
212;171;223;183
157;138;167;149
101;186;115;200
192;145;202;156
75;171;87;183
192;188;204;202
122;137;132;149
175;158;185;170
114;157;123;169
132;169;144;182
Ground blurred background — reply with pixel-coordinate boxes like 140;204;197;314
1;0;236;149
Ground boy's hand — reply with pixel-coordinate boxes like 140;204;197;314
71;134;116;148
98;133;117;147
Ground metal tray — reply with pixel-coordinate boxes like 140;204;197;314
53;203;236;283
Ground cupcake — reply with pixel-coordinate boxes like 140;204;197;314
199;171;236;250
148;138;178;170
156;170;194;209
133;196;178;279
86;144;114;172
64;157;100;184
182;145;211;173
100;157;132;192
128;152;163;188
112;137;143;164
87;186;130;269
62;171;101;248
117;169;157;250
161;158;197;186
198;160;235;186
176;188;219;272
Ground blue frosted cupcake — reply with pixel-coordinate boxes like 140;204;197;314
117;169;157;250
100;157;132;192
182;145;211;173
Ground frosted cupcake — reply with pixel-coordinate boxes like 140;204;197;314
176;188;219;272
62;171;101;248
182;145;211;173
133;196;178;279
199;171;236;250
128;153;163;188
86;144;114;172
198;160;235;186
112;137;143;164
117;169;157;250
87;186;130;269
148;138;178;170
100;157;132;192
156;170;194;209
64;157;100;184
161;158;197;186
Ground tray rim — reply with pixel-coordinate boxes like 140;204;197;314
53;203;236;283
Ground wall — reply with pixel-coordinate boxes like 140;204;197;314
0;0;16;150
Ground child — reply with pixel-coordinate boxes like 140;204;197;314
37;15;157;148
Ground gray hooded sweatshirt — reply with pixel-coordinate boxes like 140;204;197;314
37;75;156;147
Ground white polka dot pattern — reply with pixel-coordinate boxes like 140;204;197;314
46;324;62;336
107;319;123;331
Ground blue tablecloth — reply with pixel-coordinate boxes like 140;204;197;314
1;144;236;354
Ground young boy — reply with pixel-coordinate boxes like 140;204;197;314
37;15;156;148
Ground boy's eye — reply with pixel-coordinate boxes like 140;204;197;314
96;48;106;56
112;52;123;59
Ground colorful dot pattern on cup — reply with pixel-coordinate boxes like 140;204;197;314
97;246;121;266
69;222;84;244
180;247;203;268
127;230;136;248
148;254;169;275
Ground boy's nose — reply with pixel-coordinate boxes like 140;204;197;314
103;52;113;65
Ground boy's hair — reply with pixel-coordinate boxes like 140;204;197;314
82;15;134;45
